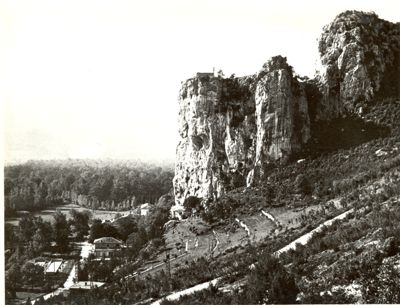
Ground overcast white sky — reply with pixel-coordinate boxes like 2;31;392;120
1;0;399;163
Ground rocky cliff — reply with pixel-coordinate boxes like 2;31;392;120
173;73;256;205
173;56;310;205
173;11;400;206
316;11;400;119
251;57;310;183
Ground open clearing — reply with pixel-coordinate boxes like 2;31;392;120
5;203;133;226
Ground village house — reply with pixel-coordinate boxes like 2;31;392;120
93;237;123;258
170;205;184;220
44;259;64;275
69;281;105;296
140;203;151;216
196;72;214;78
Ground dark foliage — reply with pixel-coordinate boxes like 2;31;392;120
304;116;390;156
244;255;299;304
4;159;174;214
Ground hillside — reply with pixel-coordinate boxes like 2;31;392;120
29;99;400;304
6;10;400;305
31;127;400;304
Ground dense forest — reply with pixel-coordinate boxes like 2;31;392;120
4;159;174;215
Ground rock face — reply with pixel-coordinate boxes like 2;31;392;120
252;57;310;181
173;56;309;205
173;74;256;205
173;11;400;205
316;11;400;119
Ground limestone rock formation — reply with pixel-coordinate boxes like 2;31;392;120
316;10;400;119
173;11;400;206
252;56;310;181
174;56;310;205
173;74;256;205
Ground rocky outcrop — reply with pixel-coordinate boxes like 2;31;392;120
252;57;310;181
173;11;400;205
174;56;310;205
316;10;400;119
173;74;256;205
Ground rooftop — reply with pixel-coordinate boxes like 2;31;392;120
70;281;105;290
171;205;184;211
93;237;123;244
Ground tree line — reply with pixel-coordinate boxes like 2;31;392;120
4;159;174;215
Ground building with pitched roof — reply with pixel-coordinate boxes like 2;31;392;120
93;237;123;258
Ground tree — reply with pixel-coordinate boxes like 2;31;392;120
19;215;35;244
52;211;71;252
21;262;44;289
70;209;91;240
89;175;114;202
89;219;121;242
245;254;299;304
376;260;400;303
127;227;148;256
63;173;76;190
269;266;300;303
32;217;53;253
146;202;171;239
295;174;312;195
359;250;383;303
111;178;130;202
33;182;48;209
89;219;104;242
113;215;137;241
5;264;21;299
4;177;13;195
5;223;17;249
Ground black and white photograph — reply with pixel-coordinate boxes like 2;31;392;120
2;0;400;304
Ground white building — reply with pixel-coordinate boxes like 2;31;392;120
140;203;151;216
93;237;123;258
170;205;184;220
45;259;64;274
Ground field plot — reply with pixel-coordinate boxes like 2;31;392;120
5;203;133;226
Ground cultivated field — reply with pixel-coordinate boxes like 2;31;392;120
5;203;133;226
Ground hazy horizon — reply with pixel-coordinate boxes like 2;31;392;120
2;0;400;163
3;156;175;167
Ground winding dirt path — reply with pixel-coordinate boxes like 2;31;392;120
235;218;250;236
261;210;279;226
